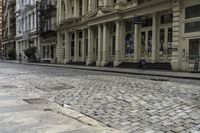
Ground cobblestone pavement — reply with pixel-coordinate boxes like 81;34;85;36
0;62;200;133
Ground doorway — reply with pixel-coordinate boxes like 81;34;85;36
158;27;172;62
140;29;152;61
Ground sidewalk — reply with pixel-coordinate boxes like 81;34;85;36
0;85;122;133
2;60;200;80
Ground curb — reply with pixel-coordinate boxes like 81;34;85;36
2;60;200;80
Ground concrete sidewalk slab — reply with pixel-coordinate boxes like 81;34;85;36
0;90;122;133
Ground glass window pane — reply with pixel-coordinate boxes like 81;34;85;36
141;32;146;55
185;21;200;33
160;29;165;52
189;39;200;60
147;31;152;55
185;4;200;19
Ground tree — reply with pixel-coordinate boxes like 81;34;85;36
24;47;37;62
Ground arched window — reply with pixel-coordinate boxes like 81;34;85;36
61;0;65;20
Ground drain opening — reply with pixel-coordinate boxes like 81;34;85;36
44;108;53;112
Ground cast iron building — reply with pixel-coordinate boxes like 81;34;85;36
2;0;16;59
15;0;40;60
0;0;3;58
36;0;57;63
56;0;200;72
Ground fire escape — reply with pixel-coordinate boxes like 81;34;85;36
36;0;57;38
2;0;16;58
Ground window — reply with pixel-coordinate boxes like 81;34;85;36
189;39;200;60
185;21;200;33
185;4;200;19
161;14;173;24
141;17;152;27
137;0;151;4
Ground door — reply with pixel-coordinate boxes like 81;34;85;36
158;27;172;62
140;30;152;61
188;39;200;68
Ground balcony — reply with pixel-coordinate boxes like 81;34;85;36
59;16;80;26
25;3;36;12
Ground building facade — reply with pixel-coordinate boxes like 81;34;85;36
0;0;3;58
15;0;40;60
2;0;16;60
36;0;57;63
56;0;200;72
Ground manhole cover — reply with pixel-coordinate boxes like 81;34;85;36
23;98;49;104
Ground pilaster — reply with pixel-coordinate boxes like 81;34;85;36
82;30;86;62
97;25;103;66
114;21;122;67
87;27;93;65
134;23;140;62
152;13;157;63
64;31;71;63
74;31;78;62
171;0;181;71
101;23;108;66
56;33;61;63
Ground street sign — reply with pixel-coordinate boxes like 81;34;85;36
133;16;142;24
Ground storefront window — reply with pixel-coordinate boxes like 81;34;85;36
185;21;200;33
125;21;134;55
47;45;50;58
79;41;81;57
185;4;200;19
147;31;152;55
125;33;134;55
141;17;152;27
141;32;146;55
42;46;45;58
112;36;116;55
189;39;200;60
51;46;54;58
71;33;75;57
167;28;172;55
161;14;173;24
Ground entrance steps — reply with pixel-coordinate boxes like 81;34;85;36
67;62;86;66
104;62;114;67
118;62;172;70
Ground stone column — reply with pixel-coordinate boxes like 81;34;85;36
152;13;157;63
74;31;78;62
115;0;123;9
64;31;71;63
57;0;60;24
82;30;86;62
87;27;93;65
82;0;88;15
74;0;79;17
103;0;108;7
114;21;121;67
16;41;19;59
171;0;181;71
56;33;61;63
88;0;92;11
97;25;103;66
134;23;139;62
101;23;108;66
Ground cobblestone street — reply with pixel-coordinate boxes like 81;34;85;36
0;62;200;133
